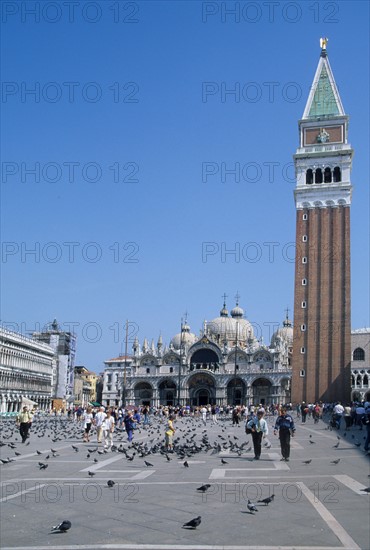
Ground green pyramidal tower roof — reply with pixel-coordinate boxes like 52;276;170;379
303;45;345;120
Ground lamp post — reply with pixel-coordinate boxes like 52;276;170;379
233;321;239;406
122;320;128;408
177;318;183;407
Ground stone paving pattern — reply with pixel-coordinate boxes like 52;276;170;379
0;413;369;550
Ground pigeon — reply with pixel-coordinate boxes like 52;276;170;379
303;459;312;465
72;445;79;452
258;494;275;505
182;516;201;529
247;499;258;513
144;460;153;467
36;450;42;455
221;458;228;464
38;462;48;470
197;484;211;493
354;442;361;447
309;440;316;444
331;459;340;464
183;461;189;468
88;471;96;477
333;442;340;448
15;451;21;456
107;480;115;488
360;487;370;493
51;520;71;533
94;458;98;463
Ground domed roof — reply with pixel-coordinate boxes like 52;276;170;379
170;323;197;350
230;305;244;318
208;300;254;344
271;315;293;347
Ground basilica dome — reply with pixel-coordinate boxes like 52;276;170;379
170;322;197;350
207;302;254;345
271;316;293;347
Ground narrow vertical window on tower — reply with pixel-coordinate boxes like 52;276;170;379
302;235;308;242
315;168;323;183
333;166;341;182
302;257;307;264
324;167;332;183
306;169;313;184
303;213;308;220
302;278;307;285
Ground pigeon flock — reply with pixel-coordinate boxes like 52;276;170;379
0;412;369;541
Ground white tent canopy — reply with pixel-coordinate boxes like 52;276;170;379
21;396;38;409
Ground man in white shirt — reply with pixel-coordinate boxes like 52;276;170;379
102;410;115;449
94;407;106;443
333;402;344;429
200;406;207;426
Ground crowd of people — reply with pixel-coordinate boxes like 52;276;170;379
16;399;370;458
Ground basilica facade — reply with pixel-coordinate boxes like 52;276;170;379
101;301;293;408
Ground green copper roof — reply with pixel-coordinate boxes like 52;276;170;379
308;64;340;118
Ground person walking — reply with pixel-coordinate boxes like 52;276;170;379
16;406;33;443
200;406;207;426
94;406;106;444
363;405;370;454
247;408;269;460
211;405;218;424
83;406;93;442
123;410;136;443
165;414;176;451
300;402;308;423
274;406;296;462
102;410;115;449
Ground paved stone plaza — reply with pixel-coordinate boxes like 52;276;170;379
0;413;369;550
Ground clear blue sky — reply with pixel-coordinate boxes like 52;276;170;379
1;1;369;372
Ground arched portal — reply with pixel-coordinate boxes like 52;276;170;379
227;378;246;406
251;378;272;406
158;379;177;406
134;382;153;406
188;372;216;406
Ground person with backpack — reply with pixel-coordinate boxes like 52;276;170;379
123;410;136;443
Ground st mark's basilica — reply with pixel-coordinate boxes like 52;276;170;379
102;298;293;408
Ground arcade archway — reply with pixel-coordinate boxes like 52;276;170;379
158;379;177;406
251;378;272;406
188;372;216;406
227;378;246;405
134;382;153;406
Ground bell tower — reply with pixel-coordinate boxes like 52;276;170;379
291;39;353;404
